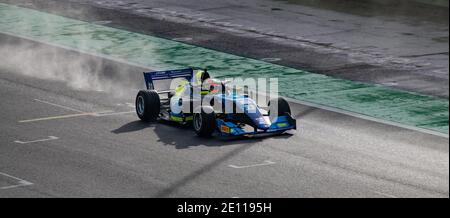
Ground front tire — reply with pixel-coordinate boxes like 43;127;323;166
193;107;216;137
136;90;160;122
268;97;291;120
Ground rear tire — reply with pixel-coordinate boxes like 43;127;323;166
136;90;160;122
193;106;216;137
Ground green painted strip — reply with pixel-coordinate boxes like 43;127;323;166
0;3;448;134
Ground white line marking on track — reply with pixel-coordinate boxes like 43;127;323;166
172;37;193;41
91;110;114;115
14;136;58;144
34;99;85;113
0;172;33;190
261;57;281;62
92;111;135;116
228;160;276;169
125;103;135;108
18;113;95;123
20;99;135;122
19;111;134;123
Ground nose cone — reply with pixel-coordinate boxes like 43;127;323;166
234;97;270;130
255;117;271;130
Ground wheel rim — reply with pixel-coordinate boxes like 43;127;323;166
194;113;202;131
137;96;145;115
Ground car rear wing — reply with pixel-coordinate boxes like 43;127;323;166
143;68;193;90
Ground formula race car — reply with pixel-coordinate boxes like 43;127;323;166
135;68;296;137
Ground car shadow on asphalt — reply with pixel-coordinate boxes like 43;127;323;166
111;119;294;197
111;119;294;149
111;120;156;134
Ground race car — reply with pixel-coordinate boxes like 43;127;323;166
135;68;296;137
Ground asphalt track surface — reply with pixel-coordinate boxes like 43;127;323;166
0;36;448;198
0;1;448;198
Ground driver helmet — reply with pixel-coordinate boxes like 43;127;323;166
202;78;222;94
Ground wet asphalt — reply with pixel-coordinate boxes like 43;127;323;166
0;33;448;197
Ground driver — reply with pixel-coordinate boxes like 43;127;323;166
193;69;223;95
202;78;222;94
